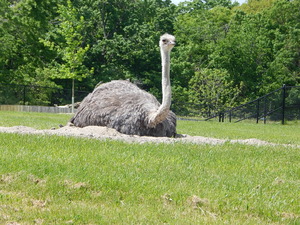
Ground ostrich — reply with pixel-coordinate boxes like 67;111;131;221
70;33;176;137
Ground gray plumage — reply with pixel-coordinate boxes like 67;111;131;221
70;34;177;137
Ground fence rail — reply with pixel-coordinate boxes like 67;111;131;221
0;105;74;113
0;83;89;107
206;85;300;124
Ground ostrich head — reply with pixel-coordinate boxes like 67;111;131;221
159;33;176;52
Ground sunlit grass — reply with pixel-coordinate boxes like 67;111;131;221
0;111;70;129
0;133;299;224
177;120;300;145
0;111;299;224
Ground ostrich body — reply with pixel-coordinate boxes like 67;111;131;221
70;34;176;137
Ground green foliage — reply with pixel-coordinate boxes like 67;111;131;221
40;0;92;81
237;0;276;14
174;0;300;108
81;0;176;93
0;0;299;116
0;0;60;86
171;84;190;115
189;68;242;116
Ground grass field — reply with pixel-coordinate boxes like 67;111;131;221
0;111;299;224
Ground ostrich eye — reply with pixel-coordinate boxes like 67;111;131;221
162;39;167;43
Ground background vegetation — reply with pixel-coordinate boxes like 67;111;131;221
0;0;299;116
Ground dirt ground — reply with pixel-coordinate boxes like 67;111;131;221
0;125;297;148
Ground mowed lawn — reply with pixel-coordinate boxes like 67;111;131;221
0;111;299;224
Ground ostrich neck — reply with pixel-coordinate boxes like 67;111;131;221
160;49;171;111
149;49;172;126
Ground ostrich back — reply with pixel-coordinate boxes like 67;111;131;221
70;80;176;137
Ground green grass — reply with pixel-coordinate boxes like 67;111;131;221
0;111;71;129
177;120;300;145
1;134;300;224
0;111;300;224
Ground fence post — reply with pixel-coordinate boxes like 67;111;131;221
256;99;260;123
23;85;26;105
218;112;224;122
282;84;286;125
263;96;267;124
71;79;75;114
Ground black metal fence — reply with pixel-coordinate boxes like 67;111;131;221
0;83;89;106
206;85;300;124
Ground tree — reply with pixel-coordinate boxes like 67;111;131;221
210;11;274;98
0;0;59;86
266;0;300;88
80;0;176;98
173;5;233;92
175;0;300;106
188;68;243;116
237;0;276;14
41;0;93;111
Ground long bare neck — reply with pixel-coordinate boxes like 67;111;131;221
160;49;171;111
148;48;172;127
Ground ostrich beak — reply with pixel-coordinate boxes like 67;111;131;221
169;41;176;46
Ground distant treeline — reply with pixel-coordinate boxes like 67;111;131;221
0;0;299;116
